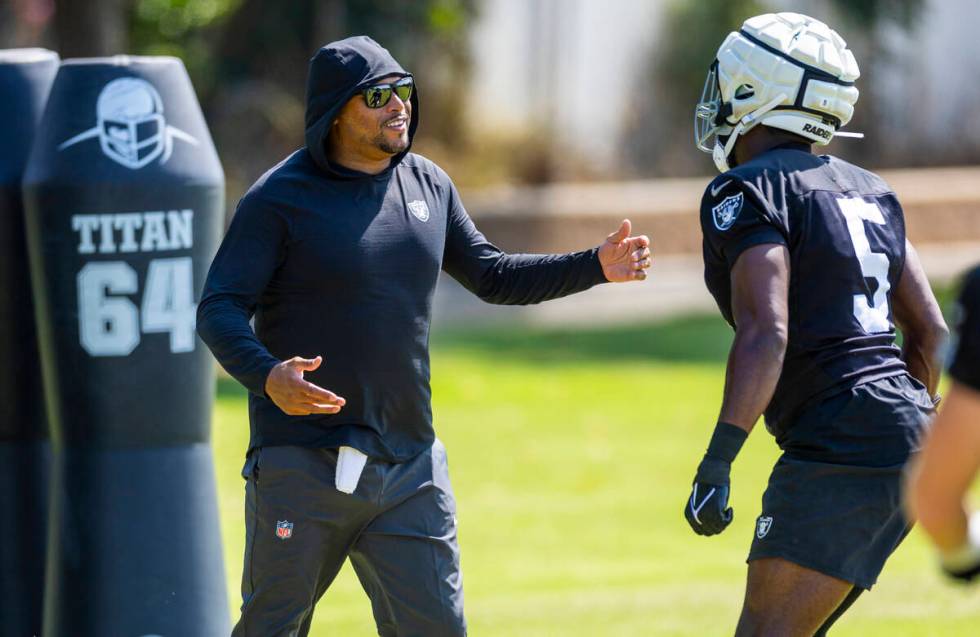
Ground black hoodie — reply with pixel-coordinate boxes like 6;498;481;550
198;36;607;461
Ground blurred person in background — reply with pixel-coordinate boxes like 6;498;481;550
197;35;650;636
907;266;980;582
682;12;947;635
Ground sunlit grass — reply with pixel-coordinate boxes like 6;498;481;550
210;314;978;635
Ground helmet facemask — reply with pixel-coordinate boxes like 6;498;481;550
694;62;732;155
100;113;166;169
695;62;786;173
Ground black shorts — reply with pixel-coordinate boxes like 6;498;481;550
748;375;933;589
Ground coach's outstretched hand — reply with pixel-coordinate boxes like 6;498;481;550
598;219;651;282
265;355;346;416
685;458;734;536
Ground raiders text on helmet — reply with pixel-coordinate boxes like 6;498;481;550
694;12;861;172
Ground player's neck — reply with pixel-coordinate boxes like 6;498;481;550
732;127;812;166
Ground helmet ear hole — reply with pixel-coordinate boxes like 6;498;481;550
734;84;755;100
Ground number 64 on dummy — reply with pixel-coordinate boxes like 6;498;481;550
71;208;197;356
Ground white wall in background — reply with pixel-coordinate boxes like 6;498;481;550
469;0;661;167
468;0;980;172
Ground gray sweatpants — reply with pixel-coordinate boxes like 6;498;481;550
232;439;465;637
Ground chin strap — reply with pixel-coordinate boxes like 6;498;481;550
713;93;788;173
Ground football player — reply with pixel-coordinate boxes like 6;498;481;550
684;12;948;635
906;266;980;582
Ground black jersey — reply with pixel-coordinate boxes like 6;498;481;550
701;143;909;438
197;37;607;462
950;266;980;391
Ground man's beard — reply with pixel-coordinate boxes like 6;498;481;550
374;131;409;155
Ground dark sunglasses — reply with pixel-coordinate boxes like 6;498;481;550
361;77;414;109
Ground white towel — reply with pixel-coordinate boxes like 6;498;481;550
335;446;368;494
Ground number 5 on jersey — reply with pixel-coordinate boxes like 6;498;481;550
836;197;892;334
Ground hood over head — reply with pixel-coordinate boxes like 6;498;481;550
304;35;419;176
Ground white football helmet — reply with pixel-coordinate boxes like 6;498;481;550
694;12;861;173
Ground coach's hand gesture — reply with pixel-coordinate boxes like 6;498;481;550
598;219;651;282
265;356;346;416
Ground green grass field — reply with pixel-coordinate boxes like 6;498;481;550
211;314;979;636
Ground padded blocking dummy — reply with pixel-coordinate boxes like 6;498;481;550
23;56;229;636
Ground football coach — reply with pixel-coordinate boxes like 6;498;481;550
197;36;651;636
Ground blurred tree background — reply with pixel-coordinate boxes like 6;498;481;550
1;0;974;194
621;0;765;177
1;0;478;200
622;0;927;177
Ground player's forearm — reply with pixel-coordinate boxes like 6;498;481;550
892;241;947;395
907;384;980;550
718;322;787;431
196;294;281;396
909;452;970;552
901;329;947;396
915;490;970;552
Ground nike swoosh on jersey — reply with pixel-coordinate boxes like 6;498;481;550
710;180;733;197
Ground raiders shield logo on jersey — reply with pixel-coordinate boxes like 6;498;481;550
408;200;430;222
712;192;744;231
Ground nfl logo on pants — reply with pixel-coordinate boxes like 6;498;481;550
276;520;293;540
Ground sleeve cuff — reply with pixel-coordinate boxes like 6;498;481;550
240;358;280;398
588;246;609;284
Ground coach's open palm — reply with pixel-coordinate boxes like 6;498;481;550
265;355;346;416
598;219;651;282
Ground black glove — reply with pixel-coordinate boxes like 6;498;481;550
685;457;734;536
684;422;747;537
